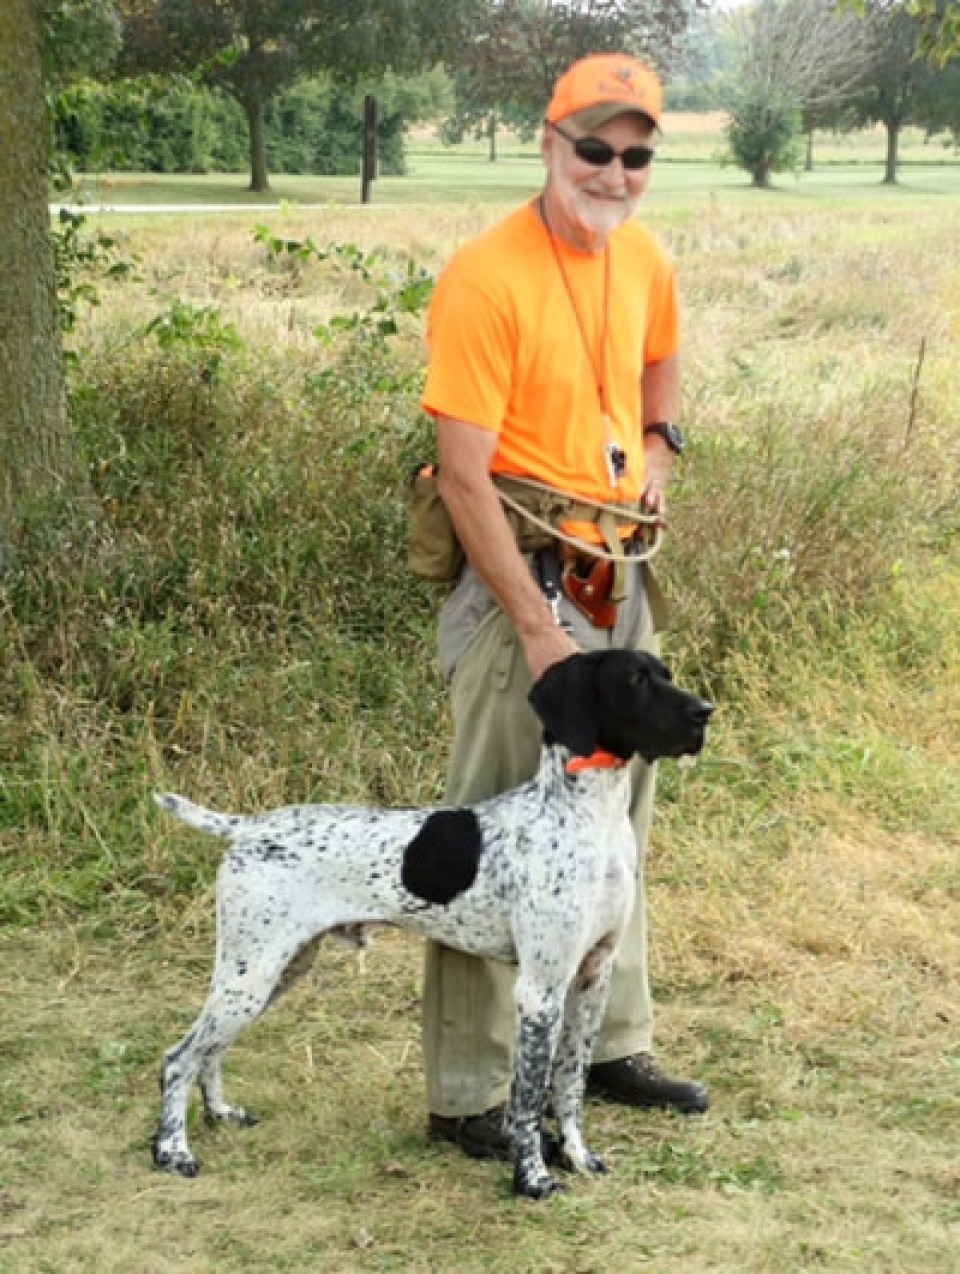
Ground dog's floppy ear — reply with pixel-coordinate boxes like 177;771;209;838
528;653;598;757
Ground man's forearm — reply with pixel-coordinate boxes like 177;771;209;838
439;487;574;682
442;472;567;647
641;352;681;427
436;415;578;680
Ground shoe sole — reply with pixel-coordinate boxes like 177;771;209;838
588;1090;709;1115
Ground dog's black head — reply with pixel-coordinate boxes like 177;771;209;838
528;650;713;765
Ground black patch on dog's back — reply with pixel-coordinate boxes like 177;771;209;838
401;809;481;905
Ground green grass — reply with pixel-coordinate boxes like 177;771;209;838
66;158;960;210
6;139;960;1270
61;119;960;212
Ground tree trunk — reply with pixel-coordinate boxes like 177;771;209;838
246;95;271;193
882;120;899;185
0;0;85;564
805;129;814;173
487;110;497;162
752;154;773;188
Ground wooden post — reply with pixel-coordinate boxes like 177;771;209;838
362;95;378;204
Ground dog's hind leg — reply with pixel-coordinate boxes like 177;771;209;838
154;921;321;1177
154;963;281;1176
551;939;616;1177
198;933;323;1127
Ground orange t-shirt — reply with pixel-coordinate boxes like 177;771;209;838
421;200;679;507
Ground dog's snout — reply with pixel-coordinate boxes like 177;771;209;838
691;699;714;725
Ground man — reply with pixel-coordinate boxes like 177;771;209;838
420;52;708;1160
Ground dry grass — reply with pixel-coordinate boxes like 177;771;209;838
2;178;959;1271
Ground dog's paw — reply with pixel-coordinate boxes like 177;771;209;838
204;1106;258;1128
153;1146;201;1178
512;1159;568;1200
559;1144;608;1176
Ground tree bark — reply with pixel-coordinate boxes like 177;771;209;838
882;120;899;184
246;95;271;193
0;0;85;564
753;154;773;188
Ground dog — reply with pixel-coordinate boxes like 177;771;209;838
151;649;712;1199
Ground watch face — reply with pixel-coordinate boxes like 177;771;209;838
664;424;684;454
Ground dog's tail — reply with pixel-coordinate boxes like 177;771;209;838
154;792;241;838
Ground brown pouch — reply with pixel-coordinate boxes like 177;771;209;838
563;557;617;629
408;465;465;583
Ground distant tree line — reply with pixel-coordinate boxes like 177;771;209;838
50;1;708;190
48;1;959;192
54;70;451;177
711;0;960;187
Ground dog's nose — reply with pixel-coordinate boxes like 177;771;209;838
691;700;714;725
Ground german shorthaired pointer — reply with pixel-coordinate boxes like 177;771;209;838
152;649;712;1199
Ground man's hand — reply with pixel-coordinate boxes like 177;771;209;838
641;435;673;524
522;624;580;685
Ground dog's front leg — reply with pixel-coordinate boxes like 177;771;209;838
507;976;566;1200
552;941;616;1177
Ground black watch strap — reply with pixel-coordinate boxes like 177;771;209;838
643;422;684;455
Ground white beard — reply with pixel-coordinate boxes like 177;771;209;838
567;190;638;252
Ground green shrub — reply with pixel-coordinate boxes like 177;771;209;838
725;88;804;188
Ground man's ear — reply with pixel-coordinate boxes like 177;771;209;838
527;653;598;757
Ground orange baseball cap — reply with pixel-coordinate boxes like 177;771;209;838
545;53;663;131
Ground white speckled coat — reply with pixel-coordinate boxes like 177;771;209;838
152;649;711;1199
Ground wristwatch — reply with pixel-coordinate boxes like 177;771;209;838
643;421;685;456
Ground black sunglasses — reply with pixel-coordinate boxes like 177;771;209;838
549;120;656;172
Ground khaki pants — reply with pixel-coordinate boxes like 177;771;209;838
423;562;659;1116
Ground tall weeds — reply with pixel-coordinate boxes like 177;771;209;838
1;209;957;928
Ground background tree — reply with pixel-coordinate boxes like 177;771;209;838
47;0;121;87
55;66;450;177
0;0;111;562
799;100;860;171
841;0;960;63
116;0;473;192
845;2;960;182
445;0;706;162
717;0;876;187
54;77;249;174
666;5;728;112
912;0;960;61
439;69;541;160
908;45;960;135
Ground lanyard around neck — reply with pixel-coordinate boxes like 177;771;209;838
538;195;612;424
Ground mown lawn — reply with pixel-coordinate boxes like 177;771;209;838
60;115;960;211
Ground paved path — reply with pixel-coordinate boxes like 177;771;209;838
51;203;340;215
